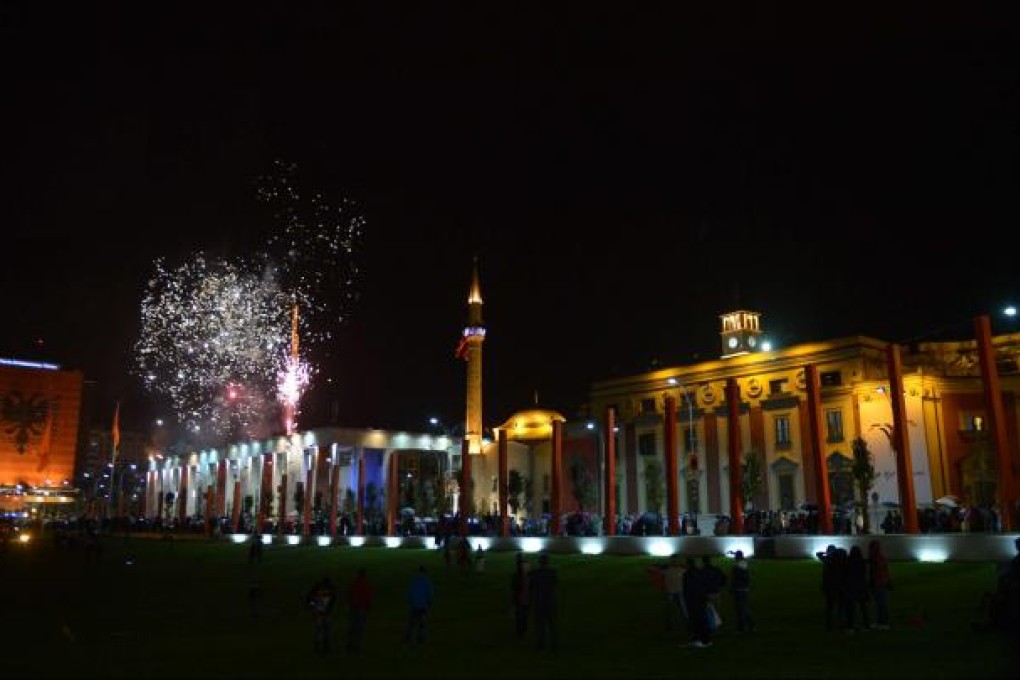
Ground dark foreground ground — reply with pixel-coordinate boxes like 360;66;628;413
2;535;1017;679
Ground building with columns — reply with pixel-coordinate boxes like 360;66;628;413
585;310;1020;531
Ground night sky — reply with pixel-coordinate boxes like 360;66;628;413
2;4;1019;435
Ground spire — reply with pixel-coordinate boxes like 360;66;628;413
467;256;483;326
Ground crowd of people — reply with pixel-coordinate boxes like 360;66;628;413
273;534;1020;656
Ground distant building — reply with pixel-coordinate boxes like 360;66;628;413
0;358;84;513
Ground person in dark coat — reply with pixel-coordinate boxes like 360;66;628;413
729;550;754;632
816;544;841;630
306;575;337;653
845;545;870;631
529;553;559;650
510;552;531;639
682;557;712;647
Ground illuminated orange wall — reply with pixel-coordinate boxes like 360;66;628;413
0;365;83;488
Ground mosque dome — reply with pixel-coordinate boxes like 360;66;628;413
496;408;567;442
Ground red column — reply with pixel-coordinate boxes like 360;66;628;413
551;420;563;536
216;460;227;517
887;343;920;534
665;394;679;536
459;438;471;536
604;407;617;536
726;378;744;535
178;465;189;526
356;452;365;536
805;365;833;534
303;460;314;537
387;452;399;536
278;471;288;535
232;479;242;533
975;315;1015;531
329;457;340;536
498;429;509;537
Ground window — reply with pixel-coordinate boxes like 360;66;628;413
769;378;788;395
825;409;844;443
961;413;985;431
778;474;796;511
542;474;550;492
641;398;657;413
683;427;699;453
774;415;791;449
638;432;657;456
820;371;842;387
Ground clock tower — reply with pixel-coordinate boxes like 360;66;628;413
720;310;763;358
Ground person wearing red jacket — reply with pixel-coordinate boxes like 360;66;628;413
346;567;374;653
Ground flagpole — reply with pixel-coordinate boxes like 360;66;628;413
107;402;121;524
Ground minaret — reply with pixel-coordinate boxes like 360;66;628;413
462;258;486;454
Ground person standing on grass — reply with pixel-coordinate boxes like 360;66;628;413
663;554;687;632
816;544;841;631
867;540;892;629
404;565;434;645
306;575;337;654
845;545;870;632
510;552;531;639
729;550;754;633
682;557;712;648
346;567;374;653
529;553;559;651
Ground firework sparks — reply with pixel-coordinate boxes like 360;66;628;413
134;161;364;444
135;255;293;442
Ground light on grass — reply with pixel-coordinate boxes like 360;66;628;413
468;537;492;551
349;537;366;547
580;539;605;555
316;536;331;547
722;538;755;557
229;534;248;544
261;534;272;545
916;547;948;562
647;540;673;557
286;535;300;546
520;537;544;553
384;537;402;548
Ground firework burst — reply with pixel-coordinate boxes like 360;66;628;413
134;161;364;444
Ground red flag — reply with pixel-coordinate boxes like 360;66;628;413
455;336;469;361
111;402;121;461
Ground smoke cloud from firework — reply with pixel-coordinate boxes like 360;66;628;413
134;162;364;444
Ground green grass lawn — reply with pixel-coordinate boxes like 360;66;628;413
2;535;1016;679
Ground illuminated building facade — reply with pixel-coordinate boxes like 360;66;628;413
0;358;83;512
586;311;1020;527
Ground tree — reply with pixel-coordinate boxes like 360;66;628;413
342;487;356;516
569;457;596;512
163;491;176;521
741;449;765;510
508;469;524;515
523;476;534;515
643;458;665;515
851;437;877;534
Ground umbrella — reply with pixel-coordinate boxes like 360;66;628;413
934;495;960;508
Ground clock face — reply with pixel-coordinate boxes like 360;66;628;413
727;337;738;349
748;336;757;347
